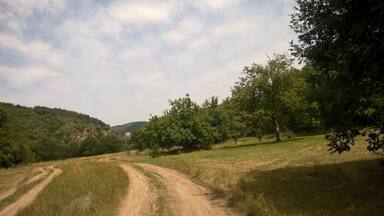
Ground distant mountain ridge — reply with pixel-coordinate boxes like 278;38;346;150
112;121;147;135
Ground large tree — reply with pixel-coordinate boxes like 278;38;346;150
291;0;384;154
232;54;307;142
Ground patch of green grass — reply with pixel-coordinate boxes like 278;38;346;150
134;135;383;215
19;160;128;216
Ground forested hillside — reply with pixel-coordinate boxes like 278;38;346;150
0;102;126;167
111;121;147;135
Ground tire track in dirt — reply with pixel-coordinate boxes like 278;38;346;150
24;168;49;185
0;167;62;216
118;164;158;216
138;163;235;216
0;168;48;202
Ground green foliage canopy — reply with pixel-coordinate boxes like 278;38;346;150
291;0;384;153
231;54;309;142
130;95;218;155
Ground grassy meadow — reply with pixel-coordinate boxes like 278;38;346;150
131;135;384;216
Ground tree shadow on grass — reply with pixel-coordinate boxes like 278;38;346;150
230;159;384;216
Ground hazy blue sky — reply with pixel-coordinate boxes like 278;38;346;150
0;0;296;125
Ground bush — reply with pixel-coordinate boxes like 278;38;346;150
149;144;160;158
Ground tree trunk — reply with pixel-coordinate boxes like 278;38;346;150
272;117;282;142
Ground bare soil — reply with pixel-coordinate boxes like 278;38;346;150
118;163;235;216
118;164;158;216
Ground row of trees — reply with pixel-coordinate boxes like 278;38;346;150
32;134;126;161
130;55;322;156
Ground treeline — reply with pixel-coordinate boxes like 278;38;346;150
130;55;323;156
0;103;127;167
132;0;384;157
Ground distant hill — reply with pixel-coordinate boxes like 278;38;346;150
112;121;147;135
0;102;116;167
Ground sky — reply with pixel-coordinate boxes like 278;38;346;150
0;0;296;126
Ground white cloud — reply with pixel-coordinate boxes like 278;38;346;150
54;19;111;61
127;71;167;88
163;18;204;42
0;33;63;66
108;1;175;25
0;0;66;33
0;65;59;87
1;0;66;16
119;46;155;61
192;0;239;11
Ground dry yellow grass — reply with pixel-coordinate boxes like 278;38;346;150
18;160;128;216
0;158;128;216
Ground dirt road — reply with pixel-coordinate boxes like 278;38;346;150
118;163;234;216
118;164;158;216
0;167;62;216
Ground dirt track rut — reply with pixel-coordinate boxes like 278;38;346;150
0;167;62;216
118;163;234;216
118;164;157;216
